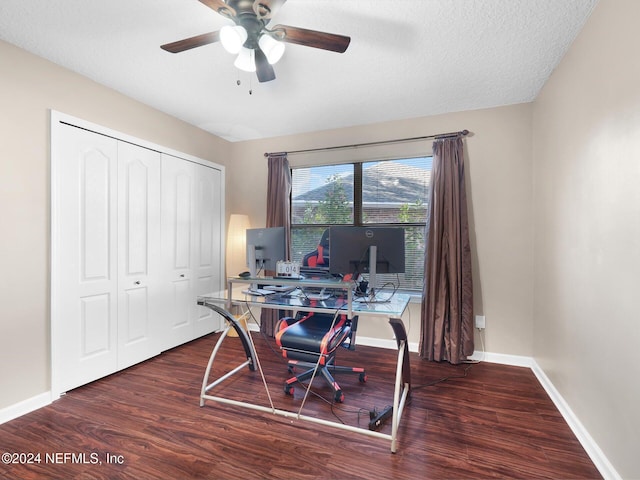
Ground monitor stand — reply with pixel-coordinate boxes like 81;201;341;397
247;244;258;290
368;245;378;299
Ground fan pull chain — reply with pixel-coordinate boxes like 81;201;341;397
236;73;253;95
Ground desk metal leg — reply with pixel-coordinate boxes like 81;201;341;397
197;302;257;406
389;318;411;453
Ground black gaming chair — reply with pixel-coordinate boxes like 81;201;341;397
275;311;365;403
274;230;366;403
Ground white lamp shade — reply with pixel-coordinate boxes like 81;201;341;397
220;25;247;54
234;47;256;72
226;214;251;277
258;34;285;64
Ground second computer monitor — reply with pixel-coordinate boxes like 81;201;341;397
329;226;405;277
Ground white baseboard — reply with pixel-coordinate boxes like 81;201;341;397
530;361;621;480
0;391;52;425
468;350;535;367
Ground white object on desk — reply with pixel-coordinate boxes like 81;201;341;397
276;260;301;278
242;288;275;296
263;285;296;293
302;288;331;301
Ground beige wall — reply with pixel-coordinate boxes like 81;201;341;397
532;0;640;477
0;40;231;410
228;104;534;353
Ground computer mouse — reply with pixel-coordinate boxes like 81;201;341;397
239;271;251;278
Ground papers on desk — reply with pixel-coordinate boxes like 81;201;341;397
242;288;276;296
242;285;297;296
301;287;331;301
263;285;296;293
303;292;331;301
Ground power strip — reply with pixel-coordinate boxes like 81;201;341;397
368;406;393;431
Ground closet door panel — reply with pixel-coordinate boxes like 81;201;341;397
173;172;192;269
53;125;118;394
81;154;111;282
193;164;223;337
117;142;162;369
80;294;112;356
161;154;197;349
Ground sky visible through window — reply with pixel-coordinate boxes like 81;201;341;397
292;157;431;197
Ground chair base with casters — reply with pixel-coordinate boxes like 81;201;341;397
275;312;366;403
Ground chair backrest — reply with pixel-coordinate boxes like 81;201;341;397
275;312;355;361
302;229;330;267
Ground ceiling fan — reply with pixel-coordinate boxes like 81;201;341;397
161;0;351;83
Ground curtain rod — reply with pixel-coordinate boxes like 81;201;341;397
264;129;469;157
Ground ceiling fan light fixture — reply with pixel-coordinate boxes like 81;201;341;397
234;47;256;72
220;25;247;54
258;34;285;65
161;1;352;83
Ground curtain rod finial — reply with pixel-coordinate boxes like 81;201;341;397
264;152;288;158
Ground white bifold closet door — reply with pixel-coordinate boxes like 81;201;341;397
160;154;195;349
52;119;223;396
54;126;163;392
161;154;222;350
54;125;120;393
192;161;223;339
116;141;163;370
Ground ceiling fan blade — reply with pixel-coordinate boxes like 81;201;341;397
199;0;236;18
272;25;350;53
255;48;276;83
253;0;287;19
161;31;221;53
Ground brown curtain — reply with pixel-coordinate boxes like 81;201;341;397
261;153;291;336
419;136;474;364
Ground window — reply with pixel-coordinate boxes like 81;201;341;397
291;157;432;291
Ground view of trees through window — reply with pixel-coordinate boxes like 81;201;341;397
291;157;432;291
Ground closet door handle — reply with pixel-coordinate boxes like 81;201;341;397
180;274;185;278
134;281;141;285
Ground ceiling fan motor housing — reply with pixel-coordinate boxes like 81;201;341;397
237;14;267;49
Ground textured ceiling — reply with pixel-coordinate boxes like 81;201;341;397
0;0;598;142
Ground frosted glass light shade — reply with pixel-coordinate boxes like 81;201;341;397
220;25;247;54
258;34;285;64
234;47;256;72
226;214;251;276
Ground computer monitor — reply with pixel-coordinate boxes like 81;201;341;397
245;227;286;277
329;226;405;295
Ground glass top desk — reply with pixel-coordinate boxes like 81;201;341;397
197;276;412;453
219;275;410;318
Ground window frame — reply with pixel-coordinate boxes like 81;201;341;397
290;156;431;293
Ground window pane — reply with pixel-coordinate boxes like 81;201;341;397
362;157;431;224
291;226;328;265
292;164;354;225
290;157;431;292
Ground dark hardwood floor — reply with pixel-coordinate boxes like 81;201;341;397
0;331;601;479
